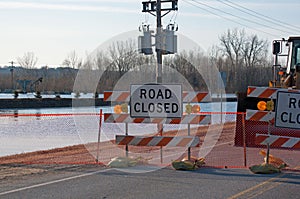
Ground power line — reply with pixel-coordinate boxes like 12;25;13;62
217;0;300;33
182;0;279;38
186;0;296;36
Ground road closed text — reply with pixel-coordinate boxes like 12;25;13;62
275;92;300;129
133;101;179;114
130;84;182;118
279;97;300;124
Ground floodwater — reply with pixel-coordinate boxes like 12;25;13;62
0;100;237;157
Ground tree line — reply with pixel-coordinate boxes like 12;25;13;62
0;28;273;94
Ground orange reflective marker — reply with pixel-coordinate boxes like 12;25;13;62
192;105;201;113
114;105;122;114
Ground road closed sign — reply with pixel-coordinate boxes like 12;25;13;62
130;84;182;118
275;91;300;129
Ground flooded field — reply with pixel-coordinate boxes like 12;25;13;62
0;102;237;157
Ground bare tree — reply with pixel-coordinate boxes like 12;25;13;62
95;51;110;71
242;35;268;68
164;50;208;91
217;28;272;91
220;28;245;68
219;28;245;88
17;52;38;69
241;35;269;88
108;40;138;76
208;45;225;71
62;50;82;69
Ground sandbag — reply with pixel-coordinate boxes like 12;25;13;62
195;158;205;167
107;157;137;168
172;160;196;170
107;156;151;168
249;163;281;174
181;156;206;168
259;150;288;169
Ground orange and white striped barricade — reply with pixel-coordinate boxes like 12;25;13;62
103;90;211;161
104;91;212;103
116;135;200;147
255;134;300;149
246;86;277;123
104;91;130;102
246;86;300;122
103;90;212;125
246;110;275;123
243;86;300;150
247;86;279;99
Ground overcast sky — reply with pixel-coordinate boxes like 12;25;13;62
0;0;299;67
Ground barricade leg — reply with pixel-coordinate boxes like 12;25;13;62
126;122;129;157
188;123;191;160
158;123;163;163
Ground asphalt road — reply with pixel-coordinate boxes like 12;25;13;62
0;165;299;199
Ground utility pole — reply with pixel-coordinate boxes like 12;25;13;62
140;0;178;163
9;61;15;90
141;0;178;84
156;0;162;84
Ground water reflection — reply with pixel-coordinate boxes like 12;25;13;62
36;110;41;120
13;110;18;121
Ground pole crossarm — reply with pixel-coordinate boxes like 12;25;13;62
142;0;178;13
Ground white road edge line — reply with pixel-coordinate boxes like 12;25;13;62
0;168;112;196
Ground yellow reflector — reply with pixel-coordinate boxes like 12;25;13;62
266;100;274;111
114;105;122;114
121;103;128;113
257;101;267;111
185;104;192;114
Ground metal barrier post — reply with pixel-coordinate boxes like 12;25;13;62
126;122;129;157
242;112;247;167
96;109;103;163
158;123;163;163
266;120;271;164
187;123;191;160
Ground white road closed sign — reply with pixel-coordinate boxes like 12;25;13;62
130;84;182;118
275;91;300;129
